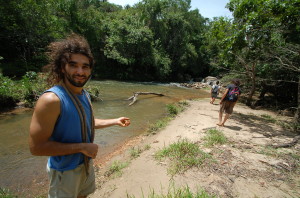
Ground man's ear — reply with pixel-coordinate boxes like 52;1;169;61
61;65;66;74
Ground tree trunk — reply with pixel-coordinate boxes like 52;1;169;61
246;63;256;107
294;77;300;133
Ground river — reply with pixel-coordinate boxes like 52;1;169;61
0;80;209;197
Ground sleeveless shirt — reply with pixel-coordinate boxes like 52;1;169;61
45;85;92;171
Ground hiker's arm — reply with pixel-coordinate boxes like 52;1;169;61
220;89;229;104
94;117;130;129
29;93;98;158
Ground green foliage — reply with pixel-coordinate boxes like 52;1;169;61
0;72;47;110
155;139;211;175
0;0;210;81
148;101;189;134
203;129;228;147
0;188;16;198
259;114;300;132
19;72;48;107
166;104;180;117
104;160;129;178
130;147;143;159
85;85;101;101
0;74;19;111
167;101;188;117
148;117;171;134
260;114;276;123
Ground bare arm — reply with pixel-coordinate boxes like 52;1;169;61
94;117;130;129
220;89;229;104
29;92;98;158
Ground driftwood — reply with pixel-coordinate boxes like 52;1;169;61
271;135;300;148
127;92;164;106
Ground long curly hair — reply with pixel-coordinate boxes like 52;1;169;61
44;33;94;85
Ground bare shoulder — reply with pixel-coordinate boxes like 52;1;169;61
35;92;60;113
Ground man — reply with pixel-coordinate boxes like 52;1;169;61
210;81;220;104
217;79;241;127
29;34;130;198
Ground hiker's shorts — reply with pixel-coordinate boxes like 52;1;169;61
220;100;235;114
211;92;218;98
47;160;96;198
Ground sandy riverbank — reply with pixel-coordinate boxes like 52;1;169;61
90;98;300;198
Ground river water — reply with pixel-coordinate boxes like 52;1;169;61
0;80;208;197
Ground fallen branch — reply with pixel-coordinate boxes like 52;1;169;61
127;92;164;106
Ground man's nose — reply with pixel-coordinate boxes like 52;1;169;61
76;67;85;75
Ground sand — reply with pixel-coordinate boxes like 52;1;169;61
90;98;300;198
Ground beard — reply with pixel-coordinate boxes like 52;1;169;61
65;72;91;88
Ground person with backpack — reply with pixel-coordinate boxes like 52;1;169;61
217;79;241;127
210;81;220;104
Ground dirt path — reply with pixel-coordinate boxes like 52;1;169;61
91;98;300;198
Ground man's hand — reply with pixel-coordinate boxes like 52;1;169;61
81;143;98;159
116;117;131;127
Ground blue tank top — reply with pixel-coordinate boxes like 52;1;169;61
45;85;92;171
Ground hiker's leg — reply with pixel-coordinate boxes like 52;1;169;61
218;102;226;125
221;114;230;126
211;97;216;104
218;111;223;125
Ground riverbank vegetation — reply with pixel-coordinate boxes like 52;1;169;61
0;0;299;127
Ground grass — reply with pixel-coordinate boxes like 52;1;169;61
0;188;46;198
260;114;300;132
0;188;15;198
258;146;300;173
148;101;189;134
203;129;227;147
154;139;211;176
260;114;277;123
104;160;129;178
127;184;217;198
130;145;151;159
130;147;143;159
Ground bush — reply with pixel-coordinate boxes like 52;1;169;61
0;74;19;111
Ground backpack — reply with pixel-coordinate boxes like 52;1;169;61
227;86;240;102
212;85;219;93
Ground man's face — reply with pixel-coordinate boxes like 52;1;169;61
62;54;92;87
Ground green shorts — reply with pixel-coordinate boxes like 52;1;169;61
211;92;218;98
47;160;96;198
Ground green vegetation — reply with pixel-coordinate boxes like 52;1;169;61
260;114;277;123
258;146;300;173
0;71;101;111
148;101;189;134
130;145;151;159
0;0;299;126
0;188;46;198
104;160;129;178
203;129;228;147
155;139;212;176
127;184;217;198
0;71;48;110
260;114;300;132
0;188;15;198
